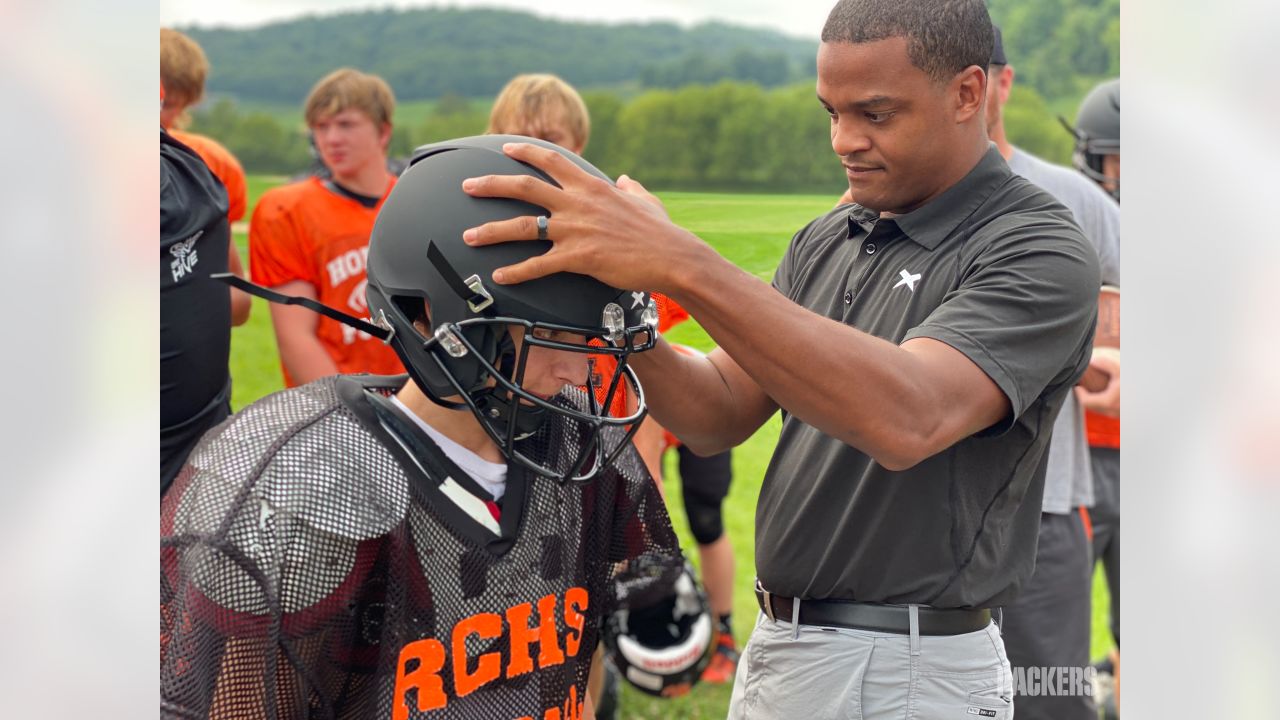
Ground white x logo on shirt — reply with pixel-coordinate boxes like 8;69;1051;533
893;269;922;292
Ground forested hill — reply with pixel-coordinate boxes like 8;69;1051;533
180;1;1117;108
181;2;1118;185
180;8;818;103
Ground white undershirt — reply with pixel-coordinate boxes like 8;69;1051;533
390;395;508;502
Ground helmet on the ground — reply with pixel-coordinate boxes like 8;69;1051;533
604;557;715;697
365;134;659;481
1062;78;1120;200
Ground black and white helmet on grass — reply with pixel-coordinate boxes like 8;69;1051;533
604;558;716;698
365;134;659;482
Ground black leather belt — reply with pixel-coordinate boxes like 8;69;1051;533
755;584;991;636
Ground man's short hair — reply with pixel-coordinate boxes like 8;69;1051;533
821;0;994;84
487;74;590;151
304;68;396;128
160;28;209;110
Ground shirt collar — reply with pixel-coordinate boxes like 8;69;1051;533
845;144;1011;251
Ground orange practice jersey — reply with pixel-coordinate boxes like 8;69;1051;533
249;176;404;386
168;130;248;224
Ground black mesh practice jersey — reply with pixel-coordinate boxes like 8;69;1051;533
161;375;680;720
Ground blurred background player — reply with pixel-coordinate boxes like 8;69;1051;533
1065;79;1121;202
1065;76;1122;719
160;28;250;327
249;68;404;387
985;27;1120;720
160;117;232;495
487;73;591;155
486;73;740;695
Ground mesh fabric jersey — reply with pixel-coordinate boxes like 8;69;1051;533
161;375;680;719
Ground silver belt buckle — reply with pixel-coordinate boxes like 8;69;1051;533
757;578;776;622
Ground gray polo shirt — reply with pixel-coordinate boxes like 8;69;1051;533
758;146;1099;609
1008;147;1121;514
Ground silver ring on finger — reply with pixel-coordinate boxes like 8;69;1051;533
536;214;549;241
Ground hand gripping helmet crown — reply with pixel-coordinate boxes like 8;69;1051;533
365;135;660;482
603;556;716;698
1061;78;1120;200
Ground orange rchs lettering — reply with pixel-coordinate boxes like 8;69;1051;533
534;594;567;668
506;594;565;677
506;602;536;677
391;638;447;720
393;589;591;717
562;587;588;658
452;612;503;698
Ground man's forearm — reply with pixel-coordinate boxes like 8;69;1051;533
628;340;771;455
666;244;954;469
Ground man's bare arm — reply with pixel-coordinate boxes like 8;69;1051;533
667;246;1008;469
461;143;1008;469
627;340;779;456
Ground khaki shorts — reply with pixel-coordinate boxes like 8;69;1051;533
728;610;1014;719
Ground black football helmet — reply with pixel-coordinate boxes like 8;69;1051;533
1061;78;1120;201
365;134;660;482
604;557;716;698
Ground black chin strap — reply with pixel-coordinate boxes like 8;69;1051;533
212;273;392;342
427;241;494;315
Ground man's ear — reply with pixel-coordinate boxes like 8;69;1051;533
378;122;393;151
954;65;987;124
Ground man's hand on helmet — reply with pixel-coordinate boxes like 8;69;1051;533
460;142;706;295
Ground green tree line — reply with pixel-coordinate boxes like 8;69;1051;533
190;79;1076;192
181;9;816;103
180;4;1115;118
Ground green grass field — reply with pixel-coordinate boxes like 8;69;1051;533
230;178;1116;718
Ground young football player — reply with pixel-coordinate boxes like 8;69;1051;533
161;136;681;720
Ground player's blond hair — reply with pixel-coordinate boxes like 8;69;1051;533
160;28;208;110
304;68;396;128
487;74;590;151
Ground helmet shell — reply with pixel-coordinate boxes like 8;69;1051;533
1075;78;1120;154
366;135;646;402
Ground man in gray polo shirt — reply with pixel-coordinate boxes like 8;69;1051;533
458;0;1099;716
985;25;1120;720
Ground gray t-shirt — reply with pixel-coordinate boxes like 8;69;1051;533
758;147;1100;609
1008;148;1121;513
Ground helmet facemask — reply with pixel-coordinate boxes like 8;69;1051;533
361;134;666;483
1073;137;1120;202
394;298;660;484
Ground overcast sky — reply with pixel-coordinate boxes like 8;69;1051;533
159;0;833;40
